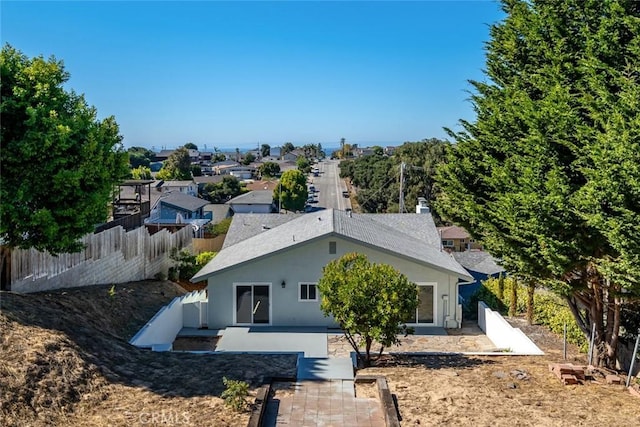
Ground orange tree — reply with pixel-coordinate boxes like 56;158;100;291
318;252;418;367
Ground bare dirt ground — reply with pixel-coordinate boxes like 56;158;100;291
2;281;638;426
0;281;296;427
362;318;640;426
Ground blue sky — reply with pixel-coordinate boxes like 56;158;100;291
2;1;504;151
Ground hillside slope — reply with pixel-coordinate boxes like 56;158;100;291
0;281;296;427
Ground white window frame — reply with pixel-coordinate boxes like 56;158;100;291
442;240;454;247
298;282;319;302
406;282;437;326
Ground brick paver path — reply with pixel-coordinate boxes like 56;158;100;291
264;380;385;427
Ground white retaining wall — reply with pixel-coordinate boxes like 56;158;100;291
478;301;544;355
130;289;207;350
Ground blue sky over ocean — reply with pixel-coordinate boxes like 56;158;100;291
2;1;504;151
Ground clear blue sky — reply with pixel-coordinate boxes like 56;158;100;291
2;1;504;151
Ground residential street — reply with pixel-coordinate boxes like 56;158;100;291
308;159;351;211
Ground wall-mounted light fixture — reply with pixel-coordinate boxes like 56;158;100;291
281;280;286;288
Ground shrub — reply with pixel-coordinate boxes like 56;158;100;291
221;377;249;412
207;218;232;237
169;248;199;281
196;251;217;266
533;291;588;351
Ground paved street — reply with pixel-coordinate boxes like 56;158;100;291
308;159;351;211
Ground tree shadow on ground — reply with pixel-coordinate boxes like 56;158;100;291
371;354;498;370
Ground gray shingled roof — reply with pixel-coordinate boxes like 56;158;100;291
192;209;472;282
226;190;274;205
453;251;505;276
160;192;208;212
222;213;303;248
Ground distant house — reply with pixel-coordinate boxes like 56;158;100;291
193;175;224;193
453;250;505;304
281;149;305;162
226;190;274;214
153;149;175;162
203;204;232;225
244;180;279;192
157;180;198;197
228;166;256;180
437;225;482;252
145;192;212;236
213;160;240;175
192;209;472;328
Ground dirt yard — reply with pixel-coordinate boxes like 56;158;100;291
1;281;638;426
0;281;296;427
361;320;640;426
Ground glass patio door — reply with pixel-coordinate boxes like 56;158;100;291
407;284;435;324
235;284;270;324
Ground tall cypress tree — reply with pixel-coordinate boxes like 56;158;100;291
437;0;640;367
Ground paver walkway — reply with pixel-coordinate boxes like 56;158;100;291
263;380;385;427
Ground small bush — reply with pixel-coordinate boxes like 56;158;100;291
221;377;249;412
207;218;232;237
169;248;199;281
196;251;217;266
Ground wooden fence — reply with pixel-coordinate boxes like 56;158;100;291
10;225;192;284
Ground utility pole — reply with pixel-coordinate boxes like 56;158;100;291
399;162;405;213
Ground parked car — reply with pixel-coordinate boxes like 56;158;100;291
342;190;349;198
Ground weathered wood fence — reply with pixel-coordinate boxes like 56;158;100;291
9;225;192;293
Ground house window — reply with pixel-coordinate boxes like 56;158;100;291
329;241;336;254
442;240;454;247
299;283;318;301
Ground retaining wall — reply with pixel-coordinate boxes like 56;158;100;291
130;289;207;350
478;301;544;355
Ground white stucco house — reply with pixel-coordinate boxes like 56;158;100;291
192;209;473;329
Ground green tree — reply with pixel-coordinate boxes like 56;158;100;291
436;0;640;368
184;142;198;150
273;170;307;212
318;252;418;367
281;142;295;156
0;44;128;257
258;161;280;178
296;156;312;174
202;176;245;203
242;152;255;165
128;146;154;168
131;165;152;180
260;143;270;158
156;147;192;180
190;164;202;177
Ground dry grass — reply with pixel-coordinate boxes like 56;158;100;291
361;320;640;426
0;281;296;427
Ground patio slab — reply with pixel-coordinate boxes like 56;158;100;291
298;357;355;380
214;327;328;357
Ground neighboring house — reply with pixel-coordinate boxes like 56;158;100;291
226;190;274;214
437;225;483;252
228;166;256;180
157;180;198;197
193;175;224;193
270;146;281;158
244;180;279;192
453;250;506;304
213;160;240;175
281;149;305;162
192;209;473;329
203;204;232;225
153;149;175;162
384;146;397;156
145;192;212;236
